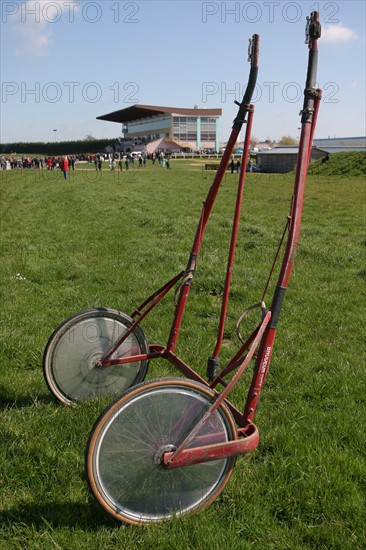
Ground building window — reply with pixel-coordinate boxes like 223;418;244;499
173;116;197;142
200;117;217;142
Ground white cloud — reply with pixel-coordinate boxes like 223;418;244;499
10;1;80;58
14;21;52;58
322;24;359;43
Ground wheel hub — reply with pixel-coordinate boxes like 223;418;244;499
78;351;104;381
153;444;177;466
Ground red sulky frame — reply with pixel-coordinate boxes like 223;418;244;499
98;13;322;468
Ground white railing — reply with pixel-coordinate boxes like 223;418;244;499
172;152;222;159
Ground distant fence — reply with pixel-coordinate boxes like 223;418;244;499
171;153;249;159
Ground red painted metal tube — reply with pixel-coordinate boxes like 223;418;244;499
163;424;259;469
243;327;276;423
277;121;312;288
166;311;270;465
100;351;163;368
100;271;184;366
164;349;250;427
211;106;255;360
130;270;185;318
165;134;239;353
165;127;240;353
307;89;322;165
210;321;261;389
166;35;260;354
243;11;321;424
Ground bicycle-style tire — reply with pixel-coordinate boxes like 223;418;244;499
86;377;236;525
43;308;149;405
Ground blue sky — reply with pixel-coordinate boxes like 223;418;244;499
1;0;365;144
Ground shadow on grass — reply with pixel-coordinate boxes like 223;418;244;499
0;389;56;410
0;501;118;529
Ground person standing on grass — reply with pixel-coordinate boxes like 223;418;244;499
230;158;235;173
61;155;69;180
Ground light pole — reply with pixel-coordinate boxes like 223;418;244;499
53;129;57;142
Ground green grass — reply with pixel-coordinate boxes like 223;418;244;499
307;151;366;176
1;160;365;549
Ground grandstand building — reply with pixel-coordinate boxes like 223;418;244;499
97;104;222;154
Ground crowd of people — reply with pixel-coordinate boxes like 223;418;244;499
0;151;260;176
229;157;253;173
89;151;171;171
0;154;77;172
0;151;172;173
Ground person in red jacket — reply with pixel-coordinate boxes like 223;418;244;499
61;155;69;180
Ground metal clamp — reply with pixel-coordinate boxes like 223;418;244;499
247;37;254;62
305;13;322;44
305;15;311;44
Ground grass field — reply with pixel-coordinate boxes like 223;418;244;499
1;158;365;549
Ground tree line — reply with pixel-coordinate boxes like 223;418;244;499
0;138;118;156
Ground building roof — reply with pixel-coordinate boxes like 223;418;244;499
313;136;366;146
258;145;366;156
316;146;366;154
258;146;329;155
97;104;222;124
258;146;300;155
